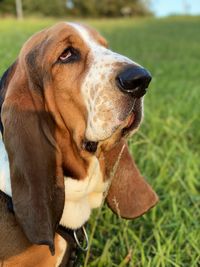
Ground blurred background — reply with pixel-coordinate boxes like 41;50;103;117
0;1;200;267
1;0;200;19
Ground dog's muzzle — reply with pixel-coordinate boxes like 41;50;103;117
116;65;152;98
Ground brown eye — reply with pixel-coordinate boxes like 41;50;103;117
58;47;80;63
59;49;72;61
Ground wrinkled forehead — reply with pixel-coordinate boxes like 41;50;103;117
21;22;108;58
65;23;133;64
66;22;108;48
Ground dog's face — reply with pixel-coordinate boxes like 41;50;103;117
20;22;151;152
1;22;157;253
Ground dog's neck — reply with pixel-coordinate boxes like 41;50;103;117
0;134;12;196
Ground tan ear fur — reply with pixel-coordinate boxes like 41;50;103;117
1;58;64;254
106;139;158;219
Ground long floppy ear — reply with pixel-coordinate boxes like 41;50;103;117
106;139;158;219
1;59;65;254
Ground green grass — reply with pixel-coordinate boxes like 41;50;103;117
0;16;200;266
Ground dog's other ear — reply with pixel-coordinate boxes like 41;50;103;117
0;63;17;134
1;59;64;254
106;139;158;219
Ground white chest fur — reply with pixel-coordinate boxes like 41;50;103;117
0;136;12;196
60;157;108;229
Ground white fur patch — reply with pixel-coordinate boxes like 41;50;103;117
0;135;12;196
55;235;68;267
60;156;108;229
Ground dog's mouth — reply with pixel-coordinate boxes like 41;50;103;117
121;112;135;136
123;98;142;134
83;98;142;153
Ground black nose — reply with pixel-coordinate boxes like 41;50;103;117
116;65;152;98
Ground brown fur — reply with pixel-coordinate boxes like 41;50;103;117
106;139;158;218
0;193;70;266
1;23;95;253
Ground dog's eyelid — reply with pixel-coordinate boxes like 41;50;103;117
58;46;80;64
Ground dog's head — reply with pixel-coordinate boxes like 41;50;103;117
0;22;158;253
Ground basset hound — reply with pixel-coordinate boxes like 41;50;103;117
0;22;158;266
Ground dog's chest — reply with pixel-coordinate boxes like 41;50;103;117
60;157;108;229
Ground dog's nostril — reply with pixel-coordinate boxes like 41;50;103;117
116;65;152;98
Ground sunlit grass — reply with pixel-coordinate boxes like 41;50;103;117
0;16;200;266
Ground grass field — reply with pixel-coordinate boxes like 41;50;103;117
0;16;200;267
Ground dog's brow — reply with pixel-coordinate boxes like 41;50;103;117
66;23;95;47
